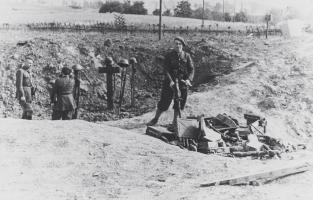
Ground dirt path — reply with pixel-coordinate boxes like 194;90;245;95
1;31;313;199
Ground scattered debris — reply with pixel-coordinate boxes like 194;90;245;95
146;113;306;159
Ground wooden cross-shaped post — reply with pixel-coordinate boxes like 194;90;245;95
129;57;137;107
98;57;120;110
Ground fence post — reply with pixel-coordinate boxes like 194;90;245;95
216;23;218;36
163;24;165;36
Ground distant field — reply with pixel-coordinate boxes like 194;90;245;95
0;4;264;30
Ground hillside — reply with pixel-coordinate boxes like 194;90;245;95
0;118;312;200
0;3;258;29
0;30;238;121
1;15;313;199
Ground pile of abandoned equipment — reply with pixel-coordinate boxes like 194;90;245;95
146;113;306;159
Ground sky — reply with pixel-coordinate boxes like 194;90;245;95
0;0;313;18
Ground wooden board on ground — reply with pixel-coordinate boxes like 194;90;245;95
233;61;255;71
200;163;312;187
146;126;176;142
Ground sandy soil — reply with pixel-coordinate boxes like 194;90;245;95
0;33;313;200
0;118;313;200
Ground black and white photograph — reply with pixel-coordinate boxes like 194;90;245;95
0;0;313;199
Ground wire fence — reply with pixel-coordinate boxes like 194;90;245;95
1;22;282;37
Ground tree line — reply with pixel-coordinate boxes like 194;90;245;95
99;0;248;22
99;0;147;15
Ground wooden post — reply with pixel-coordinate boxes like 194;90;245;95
202;0;204;28
129;57;137;107
265;14;271;39
163;24;166;36
98;58;120;110
117;59;130;114
158;0;162;40
266;20;269;39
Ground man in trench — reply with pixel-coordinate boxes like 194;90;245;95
51;66;76;120
15;59;34;120
147;36;194;130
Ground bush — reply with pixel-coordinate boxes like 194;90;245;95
152;9;160;16
191;8;212;19
127;1;147;15
99;1;124;13
234;11;248;22
153;9;172;16
174;0;192;18
212;11;224;21
224;13;232;22
114;14;127;29
163;9;172;16
99;0;147;15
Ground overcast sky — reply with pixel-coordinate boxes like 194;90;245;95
1;0;312;18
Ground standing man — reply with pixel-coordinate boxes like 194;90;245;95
16;59;34;120
51;66;76;120
72;64;83;119
147;37;194;128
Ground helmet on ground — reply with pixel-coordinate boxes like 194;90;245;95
118;58;129;68
61;66;72;75
72;64;83;71
129;57;137;64
105;57;114;65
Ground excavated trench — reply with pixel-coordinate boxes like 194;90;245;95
0;33;235;122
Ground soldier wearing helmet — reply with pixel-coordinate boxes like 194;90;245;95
72;64;83;119
147;36;194;130
15;58;34;120
51;66;76;120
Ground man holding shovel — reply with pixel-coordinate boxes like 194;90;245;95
147;36;194;130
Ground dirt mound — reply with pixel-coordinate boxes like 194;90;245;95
0;31;236;121
103;35;313;147
1;118;312;200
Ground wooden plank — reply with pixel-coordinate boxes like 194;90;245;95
146;126;176;142
233;61;255;71
146;126;171;137
200;163;312;187
232;150;280;157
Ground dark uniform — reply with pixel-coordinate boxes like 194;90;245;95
51;75;76;120
157;50;194;112
16;68;33;119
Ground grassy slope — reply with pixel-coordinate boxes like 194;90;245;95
0;4;260;30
